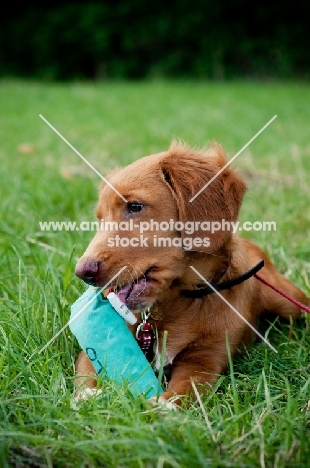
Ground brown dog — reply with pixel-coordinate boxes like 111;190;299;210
74;141;308;405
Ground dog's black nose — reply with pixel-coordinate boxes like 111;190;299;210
75;259;102;284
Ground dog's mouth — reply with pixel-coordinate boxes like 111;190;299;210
112;267;155;308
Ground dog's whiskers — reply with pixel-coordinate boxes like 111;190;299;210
127;262;147;298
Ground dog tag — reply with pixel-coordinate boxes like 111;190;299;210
136;322;155;362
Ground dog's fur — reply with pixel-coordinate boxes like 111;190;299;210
74;141;308;404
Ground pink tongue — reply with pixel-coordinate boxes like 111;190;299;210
116;283;132;304
117;278;146;304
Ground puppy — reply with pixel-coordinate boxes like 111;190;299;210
74;141;308;404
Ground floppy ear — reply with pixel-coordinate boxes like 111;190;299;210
160;141;247;253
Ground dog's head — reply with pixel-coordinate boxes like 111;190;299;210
75;141;246;311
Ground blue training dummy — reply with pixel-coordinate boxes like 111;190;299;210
70;287;163;399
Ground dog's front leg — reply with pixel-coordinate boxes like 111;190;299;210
74;351;99;397
155;337;238;406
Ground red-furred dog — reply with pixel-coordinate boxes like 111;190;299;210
74;141;308;405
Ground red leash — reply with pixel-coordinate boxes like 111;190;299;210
254;273;310;314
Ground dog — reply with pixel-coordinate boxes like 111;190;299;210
74;141;308;405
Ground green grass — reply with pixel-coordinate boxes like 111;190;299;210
0;79;310;467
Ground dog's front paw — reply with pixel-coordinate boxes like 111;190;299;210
71;387;102;410
148;395;179;411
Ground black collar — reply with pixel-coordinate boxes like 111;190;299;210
181;259;264;298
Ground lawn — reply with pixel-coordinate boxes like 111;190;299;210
0;80;309;467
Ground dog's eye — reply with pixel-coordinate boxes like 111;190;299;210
127;202;144;214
